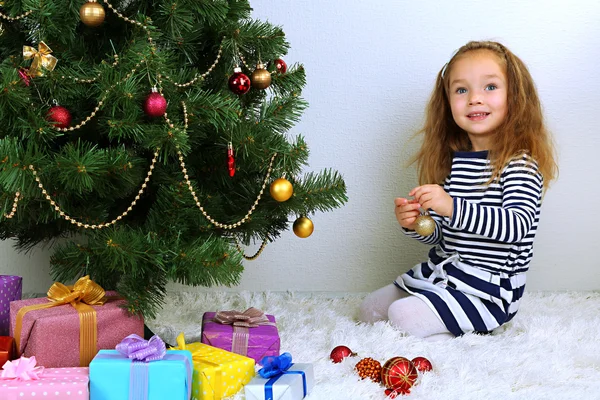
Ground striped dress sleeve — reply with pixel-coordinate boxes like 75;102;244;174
448;156;543;243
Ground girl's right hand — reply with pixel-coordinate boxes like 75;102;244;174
394;198;421;230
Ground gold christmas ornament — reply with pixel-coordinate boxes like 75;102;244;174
22;42;58;77
251;63;271;89
293;216;314;238
270;178;293;202
414;212;435;236
80;0;105;27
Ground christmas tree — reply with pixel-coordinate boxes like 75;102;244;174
0;0;347;318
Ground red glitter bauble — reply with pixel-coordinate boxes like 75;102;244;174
329;345;356;363
228;69;251;95
274;58;287;74
143;91;167;117
46;106;72;129
381;357;418;393
411;356;433;373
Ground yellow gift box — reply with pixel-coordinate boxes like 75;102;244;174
172;333;256;400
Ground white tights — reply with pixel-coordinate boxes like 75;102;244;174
358;284;454;341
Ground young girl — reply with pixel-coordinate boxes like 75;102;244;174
358;41;558;341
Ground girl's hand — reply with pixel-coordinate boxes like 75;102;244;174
409;184;453;217
394;197;421;230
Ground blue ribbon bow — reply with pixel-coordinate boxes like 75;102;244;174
258;353;307;400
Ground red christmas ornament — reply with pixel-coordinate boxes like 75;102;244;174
144;89;167;118
47;106;72;129
227;142;235;177
411;356;433;373
329;345;356;363
381;357;418;394
274;58;287;74
228;67;251;95
18;68;30;86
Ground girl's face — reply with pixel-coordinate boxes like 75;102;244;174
447;50;508;151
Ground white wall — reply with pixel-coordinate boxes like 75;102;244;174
2;0;599;295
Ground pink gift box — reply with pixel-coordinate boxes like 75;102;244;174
9;291;143;368
201;311;280;364
0;366;89;400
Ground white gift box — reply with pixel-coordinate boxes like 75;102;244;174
244;363;314;400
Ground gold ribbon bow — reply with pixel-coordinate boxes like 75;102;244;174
22;41;58;77
213;307;271;328
14;275;107;366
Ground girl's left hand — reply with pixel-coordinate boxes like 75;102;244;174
409;184;454;217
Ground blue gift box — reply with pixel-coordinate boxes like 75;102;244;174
89;349;193;400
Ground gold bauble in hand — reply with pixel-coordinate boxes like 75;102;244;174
80;1;105;27
251;64;272;89
293;216;314;238
414;213;435;236
270;178;293;202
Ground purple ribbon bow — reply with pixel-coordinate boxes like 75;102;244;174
116;334;166;362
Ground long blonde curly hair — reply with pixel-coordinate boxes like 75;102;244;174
411;41;558;190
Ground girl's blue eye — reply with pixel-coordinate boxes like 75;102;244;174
486;84;497;90
456;88;467;94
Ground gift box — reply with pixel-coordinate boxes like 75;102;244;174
0;336;16;367
0;275;22;336
201;308;280;363
0;356;89;400
172;333;255;400
89;349;192;400
10;276;143;368
244;355;314;400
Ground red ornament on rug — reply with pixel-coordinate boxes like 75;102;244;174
411;356;433;373
329;345;356;363
47;105;72;129
144;88;167;118
381;357;418;394
228;67;251;95
227;142;235;177
384;388;402;398
274;58;287;74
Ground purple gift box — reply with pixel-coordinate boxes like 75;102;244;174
201;308;280;364
0;276;22;336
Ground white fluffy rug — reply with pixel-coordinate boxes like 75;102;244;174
147;291;600;400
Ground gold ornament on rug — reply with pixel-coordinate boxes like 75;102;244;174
355;357;382;383
22;42;58;77
80;0;105;27
414;211;435;236
270;177;293;202
293;216;314;238
251;63;271;89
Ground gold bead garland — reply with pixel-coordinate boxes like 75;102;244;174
234;237;269;260
60;54;119;84
170;101;278;230
2;191;20;219
27;148;160;229
0;9;33;21
162;40;225;88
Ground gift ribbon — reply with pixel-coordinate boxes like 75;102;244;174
14;275;107;366
259;353;306;400
0;355;44;381
22;41;58;77
170;332;224;396
117;334;166;362
211;307;275;356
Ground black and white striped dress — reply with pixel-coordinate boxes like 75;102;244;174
394;150;544;336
